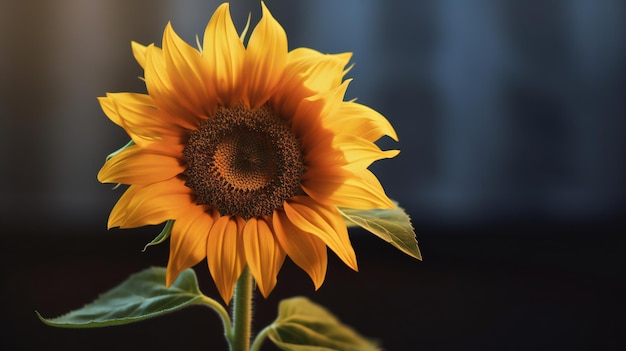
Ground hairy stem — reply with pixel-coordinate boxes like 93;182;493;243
230;267;253;351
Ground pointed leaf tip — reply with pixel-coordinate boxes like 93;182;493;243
339;202;422;260
37;267;207;328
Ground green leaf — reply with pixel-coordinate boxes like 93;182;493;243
267;297;380;351
338;203;422;260
37;267;208;328
105;139;135;162
142;220;174;252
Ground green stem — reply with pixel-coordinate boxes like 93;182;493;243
250;325;270;351
230;267;253;351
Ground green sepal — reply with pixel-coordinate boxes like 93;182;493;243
339;202;422;260
267;297;379;351
105;139;135;162
37;267;211;328
143;220;174;252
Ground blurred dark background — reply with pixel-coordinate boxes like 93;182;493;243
1;0;624;350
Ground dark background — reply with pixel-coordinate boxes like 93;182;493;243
1;0;624;350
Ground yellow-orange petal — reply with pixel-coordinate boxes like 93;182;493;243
303;133;347;169
243;2;287;108
272;210;327;289
110;91;197;135
108;178;192;229
282;48;351;93
284;196;358;271
329;102;399;142
273;48;351;118
100;92;189;148
357;168;397;203
332;135;400;172
166;206;217;286
202;3;245;106
162;22;214;116
144;44;201;124
131;41;148;69
207;215;246;304
304;131;398;171
98;95;123;127
302;168;394;210
292;80;350;147
242;217;286;297
98;144;183;185
299;52;352;95
343;170;395;209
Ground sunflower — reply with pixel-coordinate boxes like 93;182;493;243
98;2;399;303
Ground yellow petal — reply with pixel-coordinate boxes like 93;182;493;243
242;217;285;297
284;196;358;271
342;170;395;209
273;48;351;118
302;134;347;169
329;102;398;142
302;168;394;210
162;22;214;116
333;135;400;172
355;169;399;209
108;178;192;229
202;3;245;106
100;93;186;148
98;144;184;185
300;52;352;94
207;215;246;304
111;90;196;134
272;48;320;118
282;48;351;93
98;95;123;127
292;80;350;147
286;47;320;64
131;41;148;69
243;2;287;108
166;206;217;286
272;210;327;289
144;44;201;123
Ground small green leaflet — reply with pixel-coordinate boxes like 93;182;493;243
338;203;422;260
105;140;135;162
267;297;380;351
143;220;174;252
37;267;206;328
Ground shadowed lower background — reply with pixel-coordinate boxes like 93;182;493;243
1;0;624;350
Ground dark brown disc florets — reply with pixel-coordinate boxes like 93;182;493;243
183;104;304;219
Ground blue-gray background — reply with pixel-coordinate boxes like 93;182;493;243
2;0;624;226
1;1;624;350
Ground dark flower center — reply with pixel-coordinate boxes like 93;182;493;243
183;104;304;219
